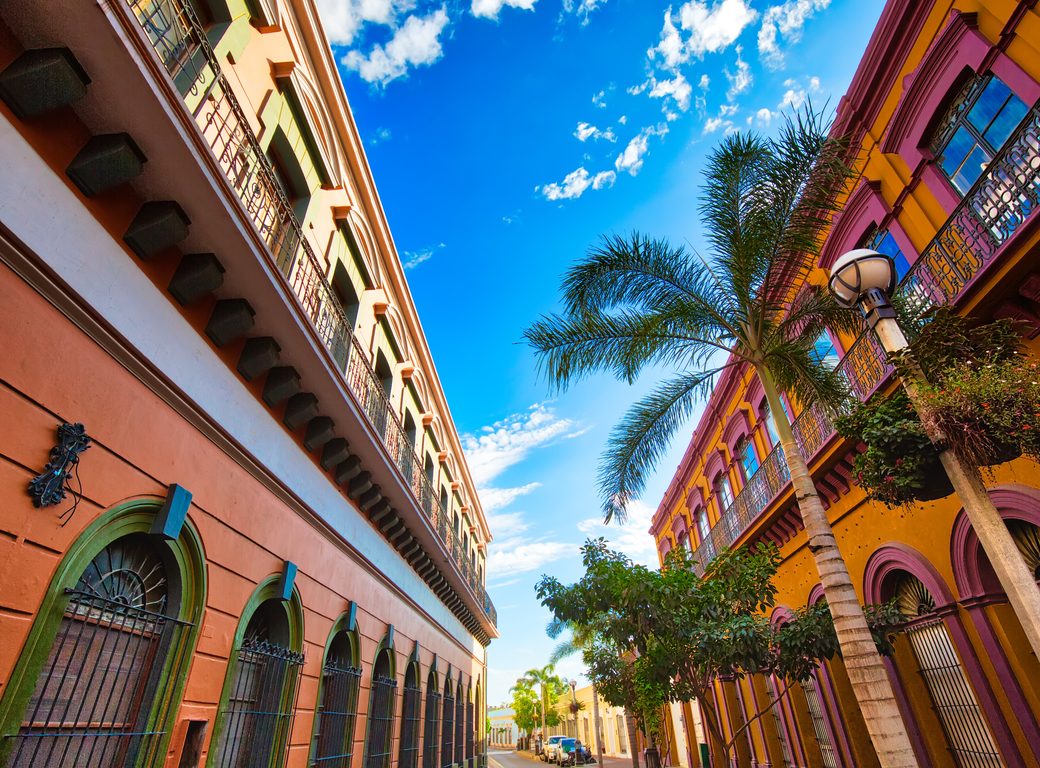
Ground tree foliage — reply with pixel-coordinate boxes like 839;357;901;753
536;539;900;764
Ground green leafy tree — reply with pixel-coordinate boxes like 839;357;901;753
537;539;900;767
524;109;917;766
518;664;567;739
509;679;540;737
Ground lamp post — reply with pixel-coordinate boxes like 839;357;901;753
569;680;578;740
829;249;1040;660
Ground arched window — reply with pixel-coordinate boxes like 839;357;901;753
0;521;203;768
465;684;475;765
892;574;1001;766
799;673;838;768
736;436;760;482
440;675;455;768
422;670;441;768
809;330;839;369
454;680;464;765
311;621;362;767
764;674;794;767
693;507;710;542
364;647;398;768
760;402;781;448
212;583;305;768
399;662;422;768
615;714;627;753
930;74;1028;196
713;472;734;515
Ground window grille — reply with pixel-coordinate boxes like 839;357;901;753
454;691;464;765
441;689;455;768
213;628;305;766
399;679;422;768
799;674;837;768
6;536;191;768
764;675;792;767
423;687;442;768
616;714;627;753
895;575;1001;767
466;700;475;763
364;674;398;768
312;658;362;766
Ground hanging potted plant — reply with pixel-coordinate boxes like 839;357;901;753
903;309;1039;468
836;391;953;506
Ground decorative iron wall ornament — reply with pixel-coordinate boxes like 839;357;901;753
28;422;91;513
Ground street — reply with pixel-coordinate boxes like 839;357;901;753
489;750;638;768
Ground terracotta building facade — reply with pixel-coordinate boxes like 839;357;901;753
649;1;1040;766
0;0;495;767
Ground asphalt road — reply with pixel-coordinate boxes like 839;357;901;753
488;749;637;768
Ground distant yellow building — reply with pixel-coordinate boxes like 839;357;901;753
650;1;1040;766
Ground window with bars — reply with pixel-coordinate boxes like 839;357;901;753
312;631;362;767
764;675;793;767
930;74;1029;196
454;684;464;765
398;666;422;768
466;694;475;764
800;673;837;768
894;574;1001;768
441;683;455;768
364;650;398;768
213;599;305;768
5;535;192;768
423;675;442;768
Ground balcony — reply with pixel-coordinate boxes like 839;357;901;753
692;99;1040;573
120;0;496;627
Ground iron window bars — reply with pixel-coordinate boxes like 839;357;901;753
312;661;363;767
465;701;474;765
364;674;398;768
399;681;422;768
6;589;191;768
212;638;305;767
440;690;454;768
454;694;464;765
422;690;442;768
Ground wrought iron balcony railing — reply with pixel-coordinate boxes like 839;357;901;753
691;100;1040;573
123;0;495;626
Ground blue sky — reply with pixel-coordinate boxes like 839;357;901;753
314;0;884;704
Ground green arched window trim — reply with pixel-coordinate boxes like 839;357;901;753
307;604;363;765
0;497;207;765
207;573;305;768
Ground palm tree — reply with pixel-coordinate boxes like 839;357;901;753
520;664;558;746
524;110;918;768
547;621;614;768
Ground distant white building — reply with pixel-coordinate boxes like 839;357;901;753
489;705;519;747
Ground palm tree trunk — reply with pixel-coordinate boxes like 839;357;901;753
757;366;918;768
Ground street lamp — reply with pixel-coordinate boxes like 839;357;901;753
569;680;578;740
829;249;1040;660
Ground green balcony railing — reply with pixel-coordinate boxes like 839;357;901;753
122;0;496;627
691;100;1040;574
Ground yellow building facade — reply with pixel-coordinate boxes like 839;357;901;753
649;1;1040;766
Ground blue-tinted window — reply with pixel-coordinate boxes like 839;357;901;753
714;473;734;513
739;438;760;481
933;75;1028;196
866;228;911;280
810;331;839;369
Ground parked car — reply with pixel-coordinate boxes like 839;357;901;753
556;738;577;766
541;735;567;762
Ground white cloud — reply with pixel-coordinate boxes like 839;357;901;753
698;73;711;90
678;0;758;58
480;483;542;513
342;6;449;85
574;122;617;142
370;127;392;145
576;499;659;566
562;0;607;25
314;0;414;45
778;76;819;111
615;125;668;176
401;242;445;270
487;539;572;580
462;404;587;486
652;8;687;69
755;107;774;126
591;89;608;108
724;45;752;100
649;72;692;111
618;114;628;124
758;0;831;68
471;0;537;20
538;167;616;201
703;115;731;133
485;509;531;538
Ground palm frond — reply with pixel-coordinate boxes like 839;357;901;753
599;366;737;523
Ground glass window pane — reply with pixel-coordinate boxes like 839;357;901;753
940;126;977;179
983;92;1028;149
966;77;1013;135
762;404;780;447
951;144;990;195
740;439;760;480
811;331;839;369
871;230;911;280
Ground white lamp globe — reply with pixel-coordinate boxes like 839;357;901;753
827;248;897;308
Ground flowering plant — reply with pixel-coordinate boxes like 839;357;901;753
835;391;951;507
